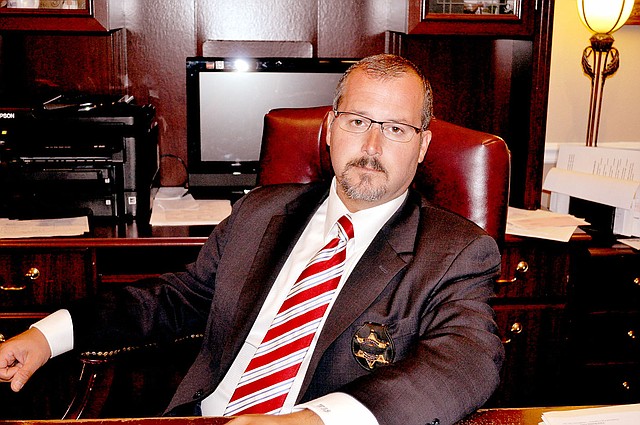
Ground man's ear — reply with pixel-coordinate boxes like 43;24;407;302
418;129;432;163
325;112;334;147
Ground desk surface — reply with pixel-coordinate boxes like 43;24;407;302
458;407;561;425
0;221;212;248
0;407;588;425
0;220;594;249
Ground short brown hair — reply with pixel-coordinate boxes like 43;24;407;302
332;54;433;130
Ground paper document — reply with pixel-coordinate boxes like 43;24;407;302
541;403;640;425
154;186;190;200
619;238;640;250
543;145;640;236
556;145;640;181
0;216;90;239
506;207;589;242
545;144;640;211
150;192;232;226
544;168;640;211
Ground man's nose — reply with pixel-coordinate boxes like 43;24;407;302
361;123;384;156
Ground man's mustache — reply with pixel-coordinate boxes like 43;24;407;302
345;156;387;175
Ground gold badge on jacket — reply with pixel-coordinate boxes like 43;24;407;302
352;322;395;370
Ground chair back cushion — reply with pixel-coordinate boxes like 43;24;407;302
258;106;334;185
258;106;510;242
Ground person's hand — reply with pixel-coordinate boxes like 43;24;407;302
0;328;51;392
226;409;323;425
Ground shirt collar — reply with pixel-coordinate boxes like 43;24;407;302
324;178;408;246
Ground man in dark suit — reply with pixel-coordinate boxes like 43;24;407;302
1;54;503;425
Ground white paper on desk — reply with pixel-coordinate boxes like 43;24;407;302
150;199;232;226
154;186;189;200
0;216;90;239
619;238;640;250
541;403;640;425
506;207;588;242
154;194;200;210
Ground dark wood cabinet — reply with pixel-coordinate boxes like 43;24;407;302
566;243;640;405
3;224;639;418
487;233;590;407
0;224;205;419
0;248;96;309
491;233;640;408
0;246;96;419
0;0;123;32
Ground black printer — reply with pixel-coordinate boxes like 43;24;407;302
0;94;158;220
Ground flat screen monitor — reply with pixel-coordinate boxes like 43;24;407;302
186;57;356;198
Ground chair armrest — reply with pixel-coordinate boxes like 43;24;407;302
63;334;204;419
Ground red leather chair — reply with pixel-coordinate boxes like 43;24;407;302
258;105;510;244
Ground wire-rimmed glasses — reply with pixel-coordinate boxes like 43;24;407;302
333;110;422;143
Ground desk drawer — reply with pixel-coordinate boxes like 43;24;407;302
489;303;569;406
0;248;96;309
0;312;48;342
573;311;640;362
96;245;201;284
497;239;573;300
574;252;640;310
569;364;640;405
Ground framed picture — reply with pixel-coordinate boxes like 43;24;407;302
408;0;533;36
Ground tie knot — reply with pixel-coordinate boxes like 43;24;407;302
336;215;354;241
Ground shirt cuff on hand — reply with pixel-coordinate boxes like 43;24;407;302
30;309;74;358
296;392;379;425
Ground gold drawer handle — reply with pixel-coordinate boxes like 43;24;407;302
633;277;639;287
25;267;40;280
0;267;40;291
0;284;27;291
502;322;523;344
496;261;529;284
0;333;5;343
628;330;636;340
622;381;631;391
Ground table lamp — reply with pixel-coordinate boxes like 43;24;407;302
577;0;634;147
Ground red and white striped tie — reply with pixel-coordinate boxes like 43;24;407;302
223;215;354;416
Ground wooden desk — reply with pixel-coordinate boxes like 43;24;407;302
1;221;636;418
489;232;591;407
0;407;589;425
0;222;210;420
458;407;575;425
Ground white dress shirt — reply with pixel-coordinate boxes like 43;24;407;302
33;179;407;425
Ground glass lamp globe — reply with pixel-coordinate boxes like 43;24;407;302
577;0;634;34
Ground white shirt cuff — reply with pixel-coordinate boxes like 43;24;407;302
30;309;74;358
296;392;379;425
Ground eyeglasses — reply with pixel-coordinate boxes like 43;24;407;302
333;110;422;143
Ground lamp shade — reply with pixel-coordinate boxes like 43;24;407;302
577;0;634;34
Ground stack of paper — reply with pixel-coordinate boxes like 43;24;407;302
149;187;232;226
0;216;90;239
506;207;589;242
542;403;640;425
619;238;640;250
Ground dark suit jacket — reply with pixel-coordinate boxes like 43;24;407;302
70;183;504;425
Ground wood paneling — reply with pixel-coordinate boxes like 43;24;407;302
0;1;554;206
